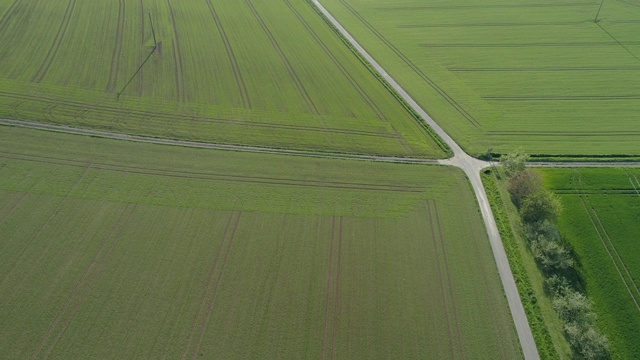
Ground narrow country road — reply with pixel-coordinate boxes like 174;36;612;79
1;2;639;359
309;1;541;358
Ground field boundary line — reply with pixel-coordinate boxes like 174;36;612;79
31;0;77;83
426;201;456;359
180;212;236;359
31;204;136;359
321;216;337;360
106;0;126;93
434;200;466;359
190;211;242;359
334;0;481;127
167;0;185;103
204;0;251;109
245;0;320;116
0;92;405;140
0;151;428;193
0;119;441;165
575;184;640;313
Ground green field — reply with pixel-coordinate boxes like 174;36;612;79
0;126;521;359
539;167;640;359
0;0;443;157
321;0;640;157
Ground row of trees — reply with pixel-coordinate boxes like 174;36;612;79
501;151;609;359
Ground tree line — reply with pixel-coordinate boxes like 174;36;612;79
501;151;609;359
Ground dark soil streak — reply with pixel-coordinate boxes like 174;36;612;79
167;0;185;103
106;0;126;93
246;0;319;115
32;0;77;83
205;0;251;109
426;201;456;359
191;212;242;359
434;201;465;360
321;216;337;360
337;0;481;127
181;212;237;359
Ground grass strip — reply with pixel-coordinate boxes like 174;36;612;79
482;170;558;360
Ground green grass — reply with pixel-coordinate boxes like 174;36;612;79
321;0;640;157
538;167;640;359
482;171;571;360
0;0;444;158
0;126;520;359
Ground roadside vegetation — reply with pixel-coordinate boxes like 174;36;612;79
489;151;610;359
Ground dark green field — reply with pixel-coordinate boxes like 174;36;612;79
0;126;521;359
322;0;640;157
540;167;640;359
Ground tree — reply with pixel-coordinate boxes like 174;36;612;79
520;190;562;223
500;149;529;177
531;236;574;271
508;169;542;207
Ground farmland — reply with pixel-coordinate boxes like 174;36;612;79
539;168;640;359
0;126;522;359
321;0;640;157
0;0;444;157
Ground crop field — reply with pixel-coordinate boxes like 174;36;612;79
0;126;521;359
321;0;640;157
0;0;444;157
540;167;640;359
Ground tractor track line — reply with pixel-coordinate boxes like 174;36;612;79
246;0;319;115
321;216;337;360
167;0;185;103
0;0;21;34
42;205;137;359
205;0;251;109
287;0;413;155
589;205;640;298
32;0;77;83
434;201;466;360
181;212;237;359
0;92;400;139
191;212;242;359
336;0;481;127
0;192;29;228
32;204;135;359
0;152;426;193
106;0;126;93
426;201;456;359
138;0;145;95
330;217;343;360
577;192;640;312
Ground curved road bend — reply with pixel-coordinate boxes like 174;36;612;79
311;1;540;358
